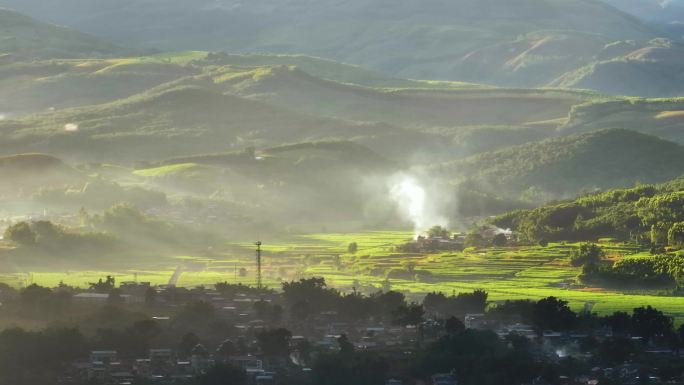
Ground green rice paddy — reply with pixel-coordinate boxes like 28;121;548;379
2;231;683;319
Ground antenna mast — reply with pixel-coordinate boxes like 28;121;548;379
255;241;262;289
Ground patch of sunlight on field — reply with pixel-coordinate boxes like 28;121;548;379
86;51;208;74
303;231;413;253
0;274;28;288
26;271;174;288
4;232;684;320
655;110;684;120
230;231;412;256
0;271;175;289
292;238;684;319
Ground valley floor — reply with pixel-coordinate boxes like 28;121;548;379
2;231;683;321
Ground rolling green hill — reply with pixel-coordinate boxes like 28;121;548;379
0;0;663;94
0;153;83;195
562;97;684;144
157;141;392;169
493;173;684;243
550;39;684;97
433;129;684;200
0;52;485;117
131;140;397;222
198;53;483;90
0;152;61;167
0;58;596;164
201;65;587;128
0;84;405;161
0;8;125;59
0;55;200;115
602;0;684;24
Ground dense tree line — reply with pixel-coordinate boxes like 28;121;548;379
280;278;421;325
563;242;684;288
3;203;222;258
580;255;682;288
423;289;488;317
443;129;684;203
3;220;117;253
492;178;684;247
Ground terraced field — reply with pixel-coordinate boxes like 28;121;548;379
2;231;684;319
228;234;684;319
224;233;684;318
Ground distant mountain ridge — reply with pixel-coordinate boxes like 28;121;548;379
0;54;593;164
602;0;684;23
0;8;125;59
5;0;684;96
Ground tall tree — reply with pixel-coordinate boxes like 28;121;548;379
427;226;450;238
668;222;684;248
532;297;577;332
256;328;292;357
631;306;673;343
4;222;36;246
392;303;425;327
569;243;605;267
198;363;247;385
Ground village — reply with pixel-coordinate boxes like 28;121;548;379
1;273;681;385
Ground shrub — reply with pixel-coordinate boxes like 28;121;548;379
668;222;684;248
570;243;605;267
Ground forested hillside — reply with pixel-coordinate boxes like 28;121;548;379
432;129;684;201
562;97;684;144
0;9;125;59
493;174;684;244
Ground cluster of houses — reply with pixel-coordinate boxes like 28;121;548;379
399;234;466;253
61;301;667;385
56;285;461;385
4;279;679;385
63;348;274;385
399;225;517;253
456;313;678;385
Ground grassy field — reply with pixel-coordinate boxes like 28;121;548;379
2;230;684;319
227;233;684;319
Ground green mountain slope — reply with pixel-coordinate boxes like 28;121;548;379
550;39;684;97
0;153;83;195
131;140;396;222
433;129;684;199
0;153;66;172
0;0;659;91
602;0;684;24
0;52;485;117
199;65;586;128
0;55;199;116
0;84;407;161
199;53;482;90
492;174;684;243
562;97;684;144
0;58;597;163
0;8;124;59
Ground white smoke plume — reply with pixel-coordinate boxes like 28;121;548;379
388;172;449;237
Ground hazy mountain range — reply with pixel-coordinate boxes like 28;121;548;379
3;2;684;228
2;0;684;96
604;0;684;23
